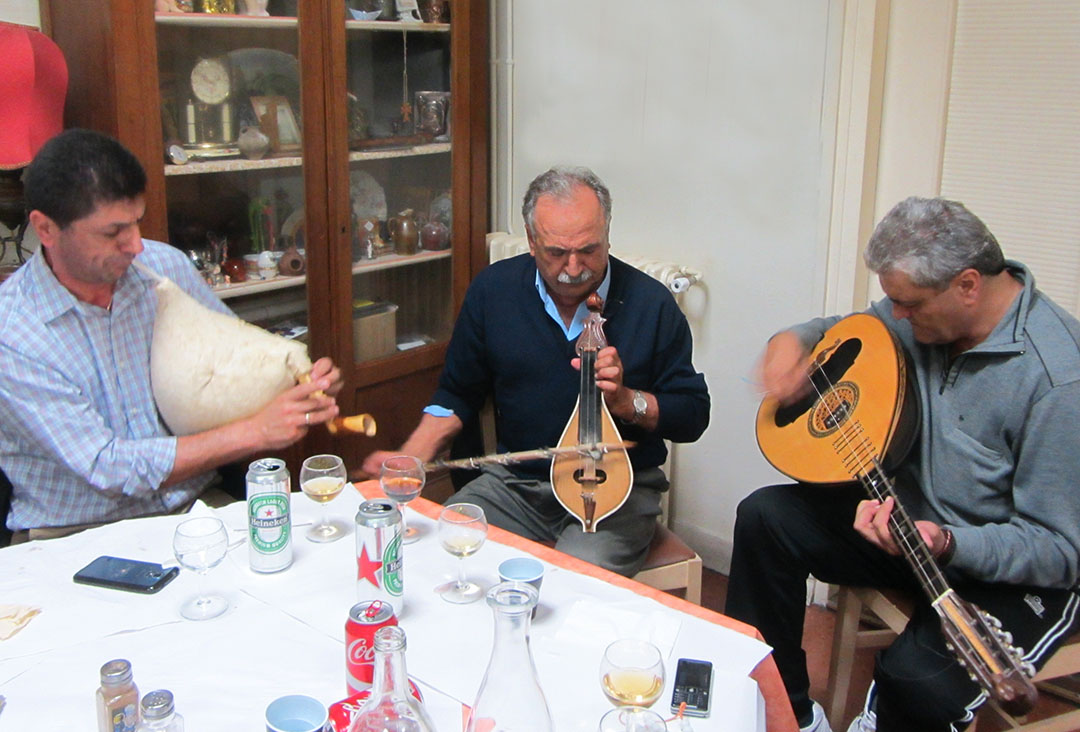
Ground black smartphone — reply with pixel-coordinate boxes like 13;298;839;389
670;657;713;718
73;556;179;594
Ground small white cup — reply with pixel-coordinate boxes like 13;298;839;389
265;694;328;732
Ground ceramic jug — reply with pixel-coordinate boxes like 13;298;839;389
238;126;271;160
388;209;419;255
420;220;449;250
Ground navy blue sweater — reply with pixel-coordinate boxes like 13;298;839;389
431;254;710;478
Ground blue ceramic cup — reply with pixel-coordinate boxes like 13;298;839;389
498;557;545;592
265;694;328;732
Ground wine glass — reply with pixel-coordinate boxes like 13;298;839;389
172;517;229;621
380;455;425;545
299;454;348;543
599;639;666;708
598;707;668;732
436;503;488;603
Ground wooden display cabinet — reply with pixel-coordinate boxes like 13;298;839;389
42;0;489;478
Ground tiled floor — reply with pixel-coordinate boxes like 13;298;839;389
699;567;1079;732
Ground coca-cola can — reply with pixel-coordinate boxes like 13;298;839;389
345;600;398;694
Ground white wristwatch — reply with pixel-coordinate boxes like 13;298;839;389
631;390;648;423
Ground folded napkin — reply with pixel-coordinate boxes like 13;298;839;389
550;598;682;657
0;604;40;640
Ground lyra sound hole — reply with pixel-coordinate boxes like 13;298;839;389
573;468;608;485
808;382;859;437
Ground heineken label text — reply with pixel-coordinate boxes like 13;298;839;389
382;531;403;596
250;493;290;553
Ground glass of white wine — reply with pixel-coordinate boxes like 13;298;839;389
172;517;229;621
299;454;348;543
379;455;425;545
436;503;488;603
599;639;666;708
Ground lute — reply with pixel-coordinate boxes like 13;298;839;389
755;314;1037;715
550;293;633;532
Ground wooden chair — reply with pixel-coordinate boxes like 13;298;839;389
826;586;1080;731
633;522;703;604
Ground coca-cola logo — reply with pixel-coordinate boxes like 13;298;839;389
347;637;375;665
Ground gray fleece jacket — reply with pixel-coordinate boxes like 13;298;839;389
790;262;1080;589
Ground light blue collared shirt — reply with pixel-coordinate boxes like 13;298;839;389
534;265;612;341
0;240;231;529
424;265;612;417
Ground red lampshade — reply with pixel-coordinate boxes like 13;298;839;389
0;22;68;171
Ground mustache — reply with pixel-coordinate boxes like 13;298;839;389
557;268;594;285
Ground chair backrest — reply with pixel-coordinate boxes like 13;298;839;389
0;466;13;547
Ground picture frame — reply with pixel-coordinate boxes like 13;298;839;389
250;95;301;153
414;91;450;140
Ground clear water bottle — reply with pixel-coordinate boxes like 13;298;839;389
466;582;553;731
136;690;184;731
348;626;436;732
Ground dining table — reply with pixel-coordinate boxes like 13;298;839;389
0;480;798;731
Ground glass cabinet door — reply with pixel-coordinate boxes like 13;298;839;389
342;11;454;364
155;8;311;341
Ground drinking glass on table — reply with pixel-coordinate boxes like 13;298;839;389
598;707;668;731
380;455;425;544
599;639;666;708
172;517;229;621
300;454;348;542
436;503;488;603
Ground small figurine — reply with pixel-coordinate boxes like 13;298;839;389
155;0;191;12
241;0;270;16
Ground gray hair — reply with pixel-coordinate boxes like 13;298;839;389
864;196;1006;289
521;166;612;238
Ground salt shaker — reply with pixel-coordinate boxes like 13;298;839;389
136;690;184;732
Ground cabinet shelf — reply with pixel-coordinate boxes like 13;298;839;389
155;13;448;33
163;143;450;176
214;249;451;300
164;154;302;176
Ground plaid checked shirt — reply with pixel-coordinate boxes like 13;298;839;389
0;240;233;530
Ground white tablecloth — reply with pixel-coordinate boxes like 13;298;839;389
0;486;772;731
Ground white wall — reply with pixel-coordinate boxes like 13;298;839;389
493;0;837;571
0;0;41;27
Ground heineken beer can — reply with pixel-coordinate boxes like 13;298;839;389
355;500;403;614
247;457;293;573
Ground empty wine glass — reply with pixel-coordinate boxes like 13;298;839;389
436;503;487;603
599;639;666;708
300;454;348;542
172;517;229;620
598;707;668;732
380;455;425;545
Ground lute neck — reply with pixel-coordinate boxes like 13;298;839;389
858;458;950;600
578;350;602;444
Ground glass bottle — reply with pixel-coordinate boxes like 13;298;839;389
136;690;184;731
348;625;436;732
96;659;139;732
466;581;554;732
